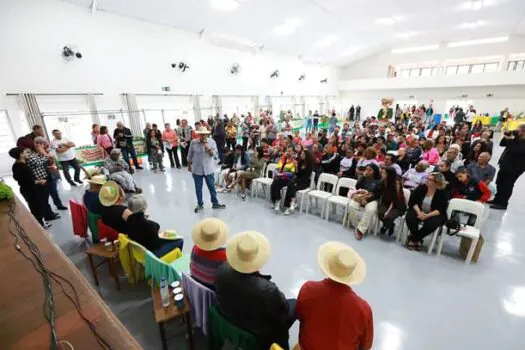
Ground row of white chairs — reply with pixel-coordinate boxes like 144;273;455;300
250;163;484;264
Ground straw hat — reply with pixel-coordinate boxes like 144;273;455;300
226;231;271;274
317;241;366;285
99;181;121;207
192;218;229;251
87;175;106;185
195;126;211;135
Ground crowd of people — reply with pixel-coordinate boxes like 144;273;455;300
6;103;525;349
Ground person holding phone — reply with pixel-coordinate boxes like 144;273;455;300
187;127;226;213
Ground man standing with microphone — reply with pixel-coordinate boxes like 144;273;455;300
187;126;226;213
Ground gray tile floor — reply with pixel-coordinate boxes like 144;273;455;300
4;140;525;350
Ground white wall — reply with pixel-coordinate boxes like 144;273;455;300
0;0;337;106
340;36;525;80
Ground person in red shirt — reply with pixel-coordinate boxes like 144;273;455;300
296;241;373;350
190;218;229;290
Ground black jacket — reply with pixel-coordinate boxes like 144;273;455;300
499;136;525;171
408;185;448;217
215;263;291;350
126;212;163;253
356;176;381;202
113;127;134;148
320;153;340;174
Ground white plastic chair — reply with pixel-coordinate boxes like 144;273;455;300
297;172;316;213
305;173;338;217
251;163;277;199
395;188;412;243
433;198;485;264
325;178;357;225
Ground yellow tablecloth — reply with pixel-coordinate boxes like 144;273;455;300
503;120;523;131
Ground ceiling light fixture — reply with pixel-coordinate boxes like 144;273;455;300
314;35;339;48
394;31;417;39
274;17;303;36
459;20;486;29
447;36;509;48
391;44;440;54
375;16;402;25
210;0;239;11
341;46;361;56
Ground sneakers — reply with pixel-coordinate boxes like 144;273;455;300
241;194;246;201
56;205;68;211
289;201;297;212
284;208;292;215
74;179;83;184
136;166;144;170
490;204;507;210
212;203;226;210
216;187;225;193
45;213;61;221
160;168;166;172
194;205;204;213
43;222;54;230
274;204;280;213
68;181;77;187
354;229;364;241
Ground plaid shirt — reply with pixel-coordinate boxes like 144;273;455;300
27;151;49;180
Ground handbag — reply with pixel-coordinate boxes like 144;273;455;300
445;210;462;236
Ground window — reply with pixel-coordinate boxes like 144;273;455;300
483;63;498;72
517;61;525;72
43;113;93;147
409;68;420;77
0;110;15;153
431;67;440;76
399;69;410;78
446;66;458;75
457;65;470;75
420;68;432;76
507;60;525;71
471;64;484;74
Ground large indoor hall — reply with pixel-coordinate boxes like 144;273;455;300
1;0;525;350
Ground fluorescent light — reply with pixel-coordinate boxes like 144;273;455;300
447;36;509;48
472;0;483;10
274;24;296;36
459;0;502;11
459;20;486;29
210;0;239;11
391;44;440;54
285;18;303;27
375;16;402;25
314;35;339;48
341;46;361;56
394;31;417;39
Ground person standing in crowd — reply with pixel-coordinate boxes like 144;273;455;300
490;124;525;210
143;122;152;140
91;124;99;145
187;127;226;213
9;147;49;228
190;218;229;291
241;118;251;150
355;105;361;121
178;119;192;166
50;129;83;187
213;119;226;163
497;107;509;131
405;173;449;251
216;231;297;350
313;110;320;132
113;121;143;170
146;129;165;173
162;123;181;169
454;108;465;127
296;241;372;350
349;105;355;121
17;137;60;222
305;110;313;132
96;126;113;157
26;124;45;140
225;122;237;151
377;166;406;236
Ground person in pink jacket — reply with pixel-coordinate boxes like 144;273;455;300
421;139;440;166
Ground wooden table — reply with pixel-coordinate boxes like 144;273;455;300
0;199;141;349
151;285;195;350
86;243;121;291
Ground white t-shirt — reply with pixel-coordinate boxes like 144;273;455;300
466;111;475;122
51;137;76;162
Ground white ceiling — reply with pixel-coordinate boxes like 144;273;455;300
63;0;525;66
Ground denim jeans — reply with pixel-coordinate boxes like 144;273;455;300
120;146;139;168
154;238;184;258
192;174;219;206
49;177;64;208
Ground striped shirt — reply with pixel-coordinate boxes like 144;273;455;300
190;246;227;289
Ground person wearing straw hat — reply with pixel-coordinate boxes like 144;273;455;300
296;242;373;350
187;126;226;213
190;218;229;290
83;174;107;215
215;231;296;350
99;180;133;234
127;194;184;257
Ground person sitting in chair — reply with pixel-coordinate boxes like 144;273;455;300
102;149;141;193
99;180;133;234
216;231;297;350
126;194;184;257
83;174;106;215
190;218;229;290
